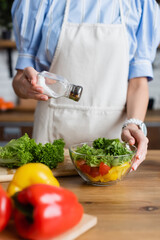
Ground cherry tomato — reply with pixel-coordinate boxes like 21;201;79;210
99;162;111;176
76;159;86;168
90;167;100;178
80;164;91;174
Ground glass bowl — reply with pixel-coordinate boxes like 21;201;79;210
69;141;137;186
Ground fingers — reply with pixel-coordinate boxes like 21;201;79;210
121;124;149;171
13;67;49;101
135;133;148;159
21;67;48;100
121;128;135;145
28;92;48;101
27;86;48;101
131;135;148;171
24;67;38;86
24;67;49;100
131;153;146;171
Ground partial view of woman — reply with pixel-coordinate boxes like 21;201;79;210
11;0;160;171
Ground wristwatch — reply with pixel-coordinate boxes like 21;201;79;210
122;118;147;136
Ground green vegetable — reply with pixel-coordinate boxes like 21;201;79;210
93;138;132;155
73;138;135;167
0;133;65;169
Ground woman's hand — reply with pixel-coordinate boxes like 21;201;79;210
121;123;149;171
12;67;48;101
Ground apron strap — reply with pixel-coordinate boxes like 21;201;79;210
119;0;125;26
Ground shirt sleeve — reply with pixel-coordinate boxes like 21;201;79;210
128;0;160;80
11;0;49;70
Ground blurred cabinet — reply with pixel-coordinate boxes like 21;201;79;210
0;124;33;146
147;126;160;149
146;124;160;149
145;110;160;149
0;108;34;146
0;40;16;78
0;99;36;145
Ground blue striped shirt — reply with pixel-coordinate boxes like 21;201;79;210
12;0;160;80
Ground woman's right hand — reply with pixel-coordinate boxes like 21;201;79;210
12;67;48;101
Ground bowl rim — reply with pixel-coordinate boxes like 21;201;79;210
69;140;137;158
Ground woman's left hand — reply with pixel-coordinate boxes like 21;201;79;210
121;124;149;171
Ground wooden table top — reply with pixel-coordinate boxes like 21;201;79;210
1;150;160;240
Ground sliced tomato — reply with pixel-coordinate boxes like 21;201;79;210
80;164;91;174
90;167;100;178
99;162;111;176
76;159;86;168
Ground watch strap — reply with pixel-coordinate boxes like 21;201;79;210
122;118;147;136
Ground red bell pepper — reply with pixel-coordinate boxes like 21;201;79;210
0;185;12;231
12;184;83;240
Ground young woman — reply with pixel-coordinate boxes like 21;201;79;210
11;0;160;171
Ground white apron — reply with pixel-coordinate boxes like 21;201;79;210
33;0;129;147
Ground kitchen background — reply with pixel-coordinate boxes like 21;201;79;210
0;0;160;149
0;46;160;109
0;0;160;109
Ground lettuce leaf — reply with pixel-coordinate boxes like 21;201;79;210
0;133;65;169
74;138;134;167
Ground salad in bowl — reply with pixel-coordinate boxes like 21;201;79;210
69;138;137;186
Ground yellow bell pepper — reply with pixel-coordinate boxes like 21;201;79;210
86;162;131;183
7;163;59;196
105;162;130;181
